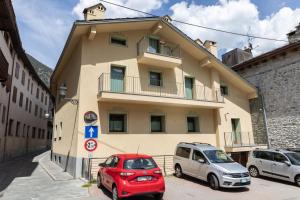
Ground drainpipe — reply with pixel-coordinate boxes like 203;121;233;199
259;91;271;148
2;50;17;162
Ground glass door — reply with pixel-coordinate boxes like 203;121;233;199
231;118;241;145
148;37;160;54
111;66;125;93
185;77;194;99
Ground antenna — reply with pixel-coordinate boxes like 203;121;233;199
136;144;140;155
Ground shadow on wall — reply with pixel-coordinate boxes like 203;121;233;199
0;151;45;192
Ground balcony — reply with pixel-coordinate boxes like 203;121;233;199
98;73;224;108
137;36;182;68
224;132;267;152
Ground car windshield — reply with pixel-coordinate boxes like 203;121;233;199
123;158;158;170
285;153;300;166
203;150;234;163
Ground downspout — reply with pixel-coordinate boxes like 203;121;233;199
259;90;271;148
2;50;17;162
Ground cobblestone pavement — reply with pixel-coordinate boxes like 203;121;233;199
0;151;90;200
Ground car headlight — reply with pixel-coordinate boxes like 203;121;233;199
222;172;234;178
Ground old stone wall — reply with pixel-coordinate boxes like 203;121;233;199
235;50;300;148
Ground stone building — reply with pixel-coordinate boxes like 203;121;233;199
0;0;53;161
224;24;300;149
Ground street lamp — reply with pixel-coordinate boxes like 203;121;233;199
58;85;79;105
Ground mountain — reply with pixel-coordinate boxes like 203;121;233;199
26;54;53;87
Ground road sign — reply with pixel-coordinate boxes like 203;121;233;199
84;139;97;152
85;126;98;139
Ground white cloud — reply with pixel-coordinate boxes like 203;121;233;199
72;0;168;19
169;0;300;57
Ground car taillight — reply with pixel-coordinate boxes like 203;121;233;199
120;172;135;177
154;170;162;174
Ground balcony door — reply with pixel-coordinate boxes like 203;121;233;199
148;36;160;54
111;66;125;93
231;118;241;145
185;77;194;99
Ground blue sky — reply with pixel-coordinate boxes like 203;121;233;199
12;0;300;68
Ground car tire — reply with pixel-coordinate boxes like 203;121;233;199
295;175;300;187
174;165;183;178
249;166;259;178
208;174;219;190
154;193;164;200
96;174;102;188
112;185;120;200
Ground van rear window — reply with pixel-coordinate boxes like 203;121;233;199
176;147;191;158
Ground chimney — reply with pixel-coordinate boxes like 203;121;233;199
194;38;203;46
83;3;106;21
204;40;217;57
287;22;300;43
222;48;253;67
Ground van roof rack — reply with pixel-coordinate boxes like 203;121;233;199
179;142;212;146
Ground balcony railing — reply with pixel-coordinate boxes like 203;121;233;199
98;73;224;103
137;36;181;59
224;132;255;147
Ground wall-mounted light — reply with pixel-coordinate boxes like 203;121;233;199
58;85;79;105
224;112;230;121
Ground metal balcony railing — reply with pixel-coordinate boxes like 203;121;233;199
224;132;255;147
98;73;224;103
137;36;181;58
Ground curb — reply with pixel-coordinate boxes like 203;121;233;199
38;152;57;181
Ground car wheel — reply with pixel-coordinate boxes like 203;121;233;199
249;166;259;178
97;174;102;188
295;175;300;187
208;174;219;190
154;193;164;200
112;185;120;200
175;165;183;178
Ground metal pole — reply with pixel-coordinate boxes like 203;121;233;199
163;156;166;176
88;158;91;182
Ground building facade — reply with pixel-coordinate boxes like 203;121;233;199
0;0;52;161
50;4;264;177
230;24;300;149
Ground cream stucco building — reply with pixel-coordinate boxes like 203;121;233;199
0;0;52;161
51;3;265;177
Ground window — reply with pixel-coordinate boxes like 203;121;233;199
192;150;206;162
111;156;119;168
16;121;20;137
27;126;30;138
36;87;39;98
110;34;127;46
38;128;41;138
8;119;13;136
29;101;32;113
41;92;44;103
9;43;13;55
256;151;273;161
151;115;165;132
220;85;229;96
32;127;36;138
34;105;38;116
274;153;288;163
104;156;114;166
2;106;6;124
12;86;17;103
21;70;25;85
45;96;48;106
175;147;191;158
59;122;62;139
123;158;157;170
31;83;33;94
187;116;199;132
109;114;127;132
19;92;23;107
40;108;43;118
149;72;162;86
27;79;30;91
148;37;160;53
25;97;28;111
15;63;20;79
22;124;26;137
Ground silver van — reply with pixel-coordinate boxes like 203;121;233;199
173;142;250;190
247;149;300;187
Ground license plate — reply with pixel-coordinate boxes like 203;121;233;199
240;178;248;183
137;176;152;181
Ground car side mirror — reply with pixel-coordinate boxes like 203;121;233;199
284;161;291;166
198;159;205;163
98;163;106;167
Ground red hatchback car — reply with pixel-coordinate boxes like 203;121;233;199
97;154;165;200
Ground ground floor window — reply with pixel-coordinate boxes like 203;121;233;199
151;115;165;132
109;113;127;132
187;116;199;132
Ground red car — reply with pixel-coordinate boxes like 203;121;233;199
96;154;165;200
